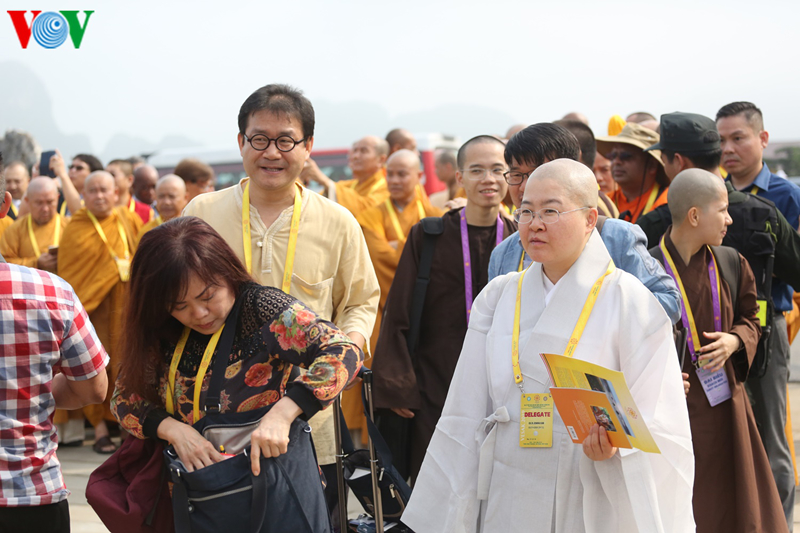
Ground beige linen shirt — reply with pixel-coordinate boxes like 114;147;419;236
183;178;380;463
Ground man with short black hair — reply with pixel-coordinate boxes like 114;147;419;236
716;101;800;530
372;135;516;482
488;123;681;323
554;119;618;217
0;153;110;533
183;83;379;518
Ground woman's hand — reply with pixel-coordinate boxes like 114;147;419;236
697;331;741;373
157;417;223;472
250;396;303;475
582;424;618;461
682;372;691;397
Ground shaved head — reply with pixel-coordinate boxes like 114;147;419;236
386;149;421;171
526;158;598;208
386;149;422;204
359;135;389;157
668;168;727;223
505;123;527;140
26;176;58;196
83;171;118;217
561;112;589;125
26;177;59;226
385;128;416;154
132;164;159;205
155;174;188;220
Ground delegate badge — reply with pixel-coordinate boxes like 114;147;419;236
520;393;553;448
116;257;131;282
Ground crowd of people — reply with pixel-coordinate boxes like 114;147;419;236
1;84;800;533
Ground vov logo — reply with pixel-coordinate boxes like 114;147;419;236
8;11;94;49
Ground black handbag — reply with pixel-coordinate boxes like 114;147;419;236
339;371;412;522
163;290;331;533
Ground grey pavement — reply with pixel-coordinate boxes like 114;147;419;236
61;334;800;531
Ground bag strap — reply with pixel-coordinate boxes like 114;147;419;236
711;246;740;312
595;215;607;234
250;470;268;533
360;372;395;466
406;217;444;353
205;287;248;413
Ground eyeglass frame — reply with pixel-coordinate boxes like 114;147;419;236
459;167;508;180
513;206;590;225
242;132;308;153
502;169;533;185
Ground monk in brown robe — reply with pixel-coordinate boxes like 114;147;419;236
58;171;141;453
372;136;516;481
139;174;188;235
653;168;786;533
341;149;441;438
0;177;68;271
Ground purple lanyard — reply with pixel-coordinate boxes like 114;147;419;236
460;209;504;322
661;244;722;365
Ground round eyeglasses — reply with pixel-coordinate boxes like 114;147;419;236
460;167;507;180
243;133;307;152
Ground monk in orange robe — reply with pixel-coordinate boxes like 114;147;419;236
342;149;442;435
303;136;390;217
139;174;188;235
58;171;141;453
0;177;68;270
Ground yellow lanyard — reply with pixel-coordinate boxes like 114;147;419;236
511;261;615;389
10;203;18;218
385;198;425;243
241;181;302;293
750;186;759;196
27;215;61;257
128;197;136;213
641;184;660;215
659;238;721;358
166;326;225;422
59;202;67;217
86;211;130;262
155;215;164;226
517;250;526;272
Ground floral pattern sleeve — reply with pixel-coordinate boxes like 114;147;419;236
266;300;363;410
110;378;166;439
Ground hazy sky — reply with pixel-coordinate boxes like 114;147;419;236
2;0;799;160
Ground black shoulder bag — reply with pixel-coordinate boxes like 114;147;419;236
164;292;331;533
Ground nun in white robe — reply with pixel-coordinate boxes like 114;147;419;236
403;230;695;533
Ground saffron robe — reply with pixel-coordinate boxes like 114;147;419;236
341;195;441;436
0;217;13;240
0;214;69;269
333;170;389;217
661;233;786;533
58;207;141;425
611;182;668;223
372;207;517;479
404;231;695;533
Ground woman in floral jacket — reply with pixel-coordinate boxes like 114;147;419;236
111;216;362;474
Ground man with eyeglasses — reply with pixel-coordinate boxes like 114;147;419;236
183;83;378;518
372;135;516;483
488;123;680;323
595;123;670;223
403;159;693;533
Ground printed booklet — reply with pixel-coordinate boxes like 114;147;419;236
541;352;660;453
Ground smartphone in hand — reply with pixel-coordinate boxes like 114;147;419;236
39;150;57;178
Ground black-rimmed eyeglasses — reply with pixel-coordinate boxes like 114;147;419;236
243;133;307;152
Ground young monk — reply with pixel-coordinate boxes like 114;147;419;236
652;168;786;533
404;159;694;532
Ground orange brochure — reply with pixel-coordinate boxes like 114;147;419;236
541;353;660;454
